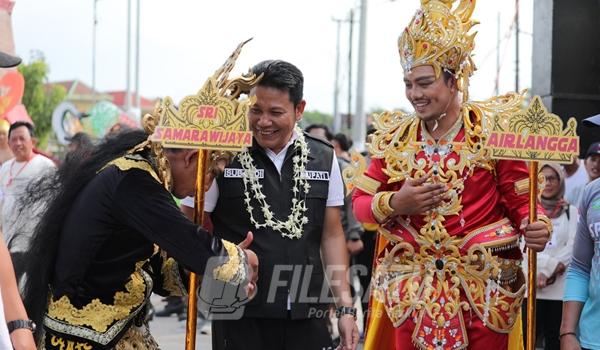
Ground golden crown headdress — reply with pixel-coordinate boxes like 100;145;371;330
399;0;478;100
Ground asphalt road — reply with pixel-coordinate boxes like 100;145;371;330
149;294;212;349
148;294;365;350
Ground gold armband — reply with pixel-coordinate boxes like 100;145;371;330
371;191;395;223
537;214;554;242
514;178;529;196
354;174;381;196
213;240;247;285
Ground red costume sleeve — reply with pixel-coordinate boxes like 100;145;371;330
495;159;545;230
352;158;397;223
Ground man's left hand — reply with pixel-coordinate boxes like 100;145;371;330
521;219;549;252
337;315;359;350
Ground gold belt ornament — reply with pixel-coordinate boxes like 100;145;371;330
373;218;525;349
44;265;153;347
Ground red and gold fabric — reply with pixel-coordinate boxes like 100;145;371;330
352;100;547;349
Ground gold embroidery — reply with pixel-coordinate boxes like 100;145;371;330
367;93;528;346
458;218;513;250
47;271;147;333
213;240;246;285
115;322;159;350
342;151;379;195
537;214;554;241
49;335;93;350
353;174;381;196
371;191;395;223
373;232;525;332
362;222;379;231
101;156;161;184
161;256;186;297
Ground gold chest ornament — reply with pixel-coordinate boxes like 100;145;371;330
368;92;527;349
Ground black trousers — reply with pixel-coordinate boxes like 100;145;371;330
212;317;334;350
522;298;563;350
353;230;376;330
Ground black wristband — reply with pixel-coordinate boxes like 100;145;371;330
7;319;36;334
335;306;357;319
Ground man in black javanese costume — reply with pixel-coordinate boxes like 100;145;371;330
19;126;258;349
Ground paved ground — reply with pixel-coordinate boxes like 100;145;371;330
149;295;212;349
149;295;365;350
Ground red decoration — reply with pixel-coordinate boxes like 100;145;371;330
0;70;25;116
0;0;15;14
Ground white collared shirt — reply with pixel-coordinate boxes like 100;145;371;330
181;133;344;211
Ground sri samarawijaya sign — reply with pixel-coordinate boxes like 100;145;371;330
150;40;259;151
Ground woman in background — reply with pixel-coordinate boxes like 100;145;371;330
522;163;577;350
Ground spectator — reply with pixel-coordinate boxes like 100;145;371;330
521;163;578;350
331;133;352;162
564;158;587;202
560;114;600;350
566;141;600;207
305;123;333;142
0;48;36;350
0;121;55;281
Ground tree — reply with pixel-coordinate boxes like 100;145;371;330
18;54;66;145
301;110;333;128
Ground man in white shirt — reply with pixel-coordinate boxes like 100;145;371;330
183;60;358;350
0;121;55;279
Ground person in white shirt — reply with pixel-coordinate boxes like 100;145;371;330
0;121;55;280
522;163;578;350
564;158;587;203
0;49;36;350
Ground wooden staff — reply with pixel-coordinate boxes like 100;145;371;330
526;161;538;350
185;149;210;350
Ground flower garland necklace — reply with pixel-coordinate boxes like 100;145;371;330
238;126;310;239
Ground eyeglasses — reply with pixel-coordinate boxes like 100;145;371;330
544;175;559;183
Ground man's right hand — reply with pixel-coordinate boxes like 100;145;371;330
389;174;446;216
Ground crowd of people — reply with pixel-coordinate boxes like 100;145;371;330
1;0;600;349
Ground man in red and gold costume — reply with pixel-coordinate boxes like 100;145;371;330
352;1;552;349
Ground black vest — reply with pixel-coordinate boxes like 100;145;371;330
212;133;334;319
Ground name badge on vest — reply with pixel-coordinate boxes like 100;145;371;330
224;168;264;179
301;170;330;181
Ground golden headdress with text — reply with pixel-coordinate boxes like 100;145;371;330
130;39;261;190
399;0;478;100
